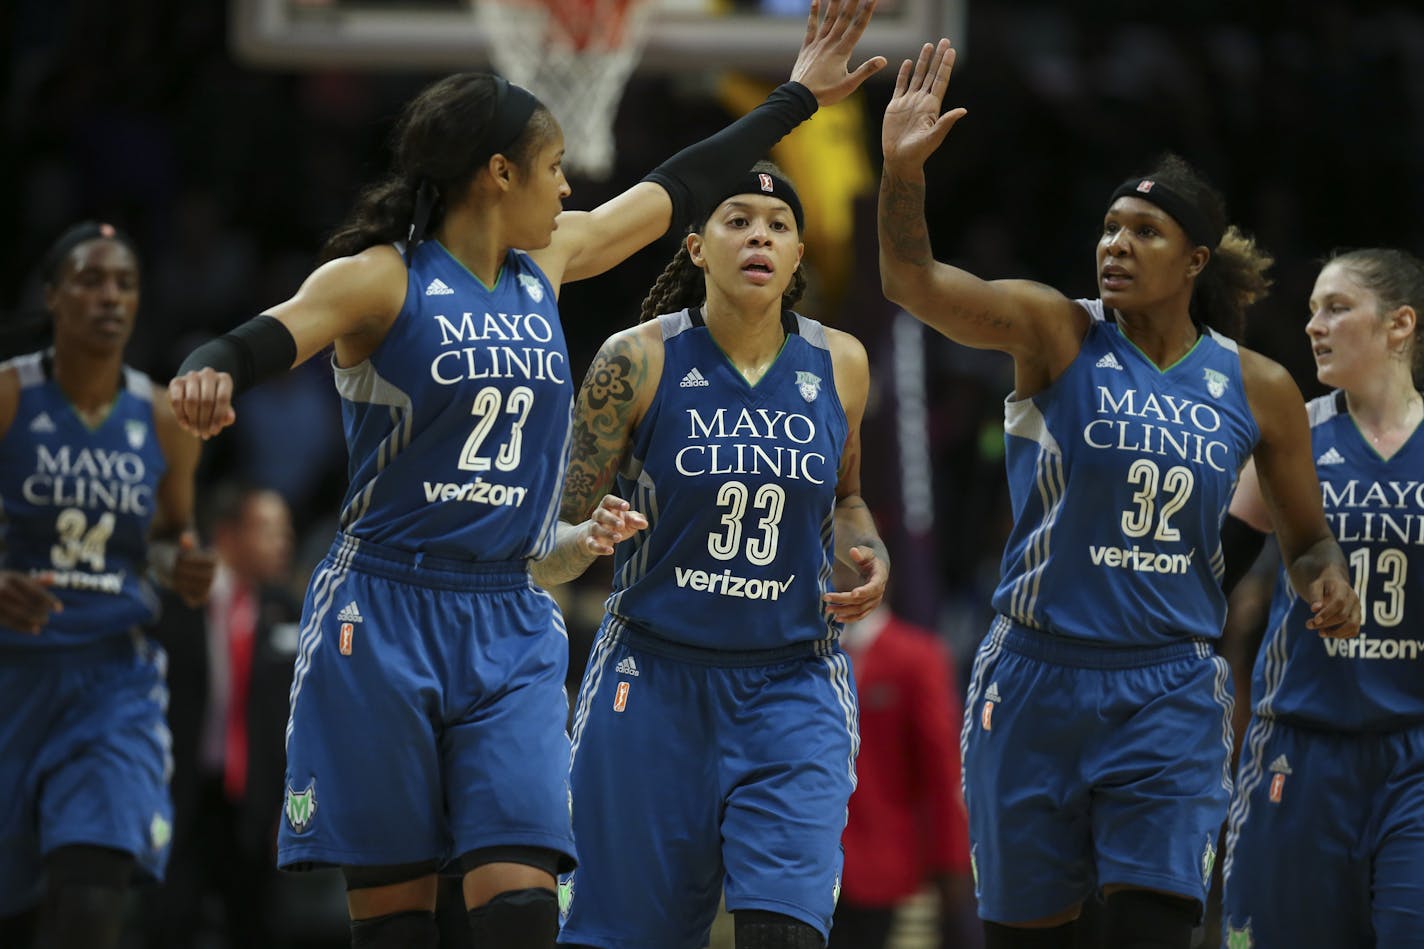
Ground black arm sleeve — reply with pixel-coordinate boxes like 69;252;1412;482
1220;513;1270;597
176;314;298;397
642;81;818;234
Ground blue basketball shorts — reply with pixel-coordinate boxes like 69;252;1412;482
961;616;1235;924
0;633;173;915
558;616;859;949
1222;716;1424;948
278;535;575;872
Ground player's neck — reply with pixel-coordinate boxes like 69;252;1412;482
50;347;122;417
1112;302;1198;369
433;213;507;289
1344;373;1423;450
701;297;786;384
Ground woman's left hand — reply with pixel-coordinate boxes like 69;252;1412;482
823;545;888;622
788;0;889;107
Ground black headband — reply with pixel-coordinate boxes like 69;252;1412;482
1108;177;1222;250
40;221;139;284
707;169;805;232
407;76;542;261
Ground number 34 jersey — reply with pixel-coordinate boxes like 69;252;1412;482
607;309;848;652
335;242;572;562
990;300;1260;646
0;352;165;648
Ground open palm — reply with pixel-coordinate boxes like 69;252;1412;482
882;39;967;169
789;0;889;107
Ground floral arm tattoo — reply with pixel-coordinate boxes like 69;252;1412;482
531;332;650;587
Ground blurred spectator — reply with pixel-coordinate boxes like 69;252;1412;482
833;604;977;949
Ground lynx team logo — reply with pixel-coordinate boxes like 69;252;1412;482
1204;368;1228;399
795;371;821;403
1201;835;1217;885
558;875;575;920
125;419;147;449
1225;922;1254;949
285;781;318;834
518;272;545;303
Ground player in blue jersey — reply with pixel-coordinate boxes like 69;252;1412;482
876;42;1361;949
1219;248;1424;949
165;4;886;947
531;160;888;949
0;222;214;949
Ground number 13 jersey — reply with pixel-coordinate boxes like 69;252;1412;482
990;300;1259;645
607;309;848;652
335;242;572;562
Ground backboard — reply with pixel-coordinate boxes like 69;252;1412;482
231;0;960;72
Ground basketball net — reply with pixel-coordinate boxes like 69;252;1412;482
474;0;654;180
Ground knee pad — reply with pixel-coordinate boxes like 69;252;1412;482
982;920;1076;949
1101;890;1197;949
734;910;825;949
37;846;136;949
350;910;438;948
467;887;557;948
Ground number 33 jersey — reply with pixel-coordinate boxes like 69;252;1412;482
607;309;848;652
0;352;165;647
335;242;572;562
990;300;1259;646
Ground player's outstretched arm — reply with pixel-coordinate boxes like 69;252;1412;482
169;247;405;439
530;325;659;588
533;0;887;287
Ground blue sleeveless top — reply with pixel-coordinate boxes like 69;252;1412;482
990;300;1260;645
1252;391;1424;731
334;241;572;562
607;309;848;652
0;352;165;648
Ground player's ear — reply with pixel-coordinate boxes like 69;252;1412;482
686;232;707;270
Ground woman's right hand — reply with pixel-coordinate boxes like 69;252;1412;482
882;39;968;172
168;367;237;439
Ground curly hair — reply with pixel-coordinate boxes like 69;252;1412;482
1327;247;1424;387
320;73;557;263
638;160;808;323
1136;154;1273;340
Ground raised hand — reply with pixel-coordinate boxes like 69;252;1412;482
789;0;889;107
579;495;648;557
882;39;968;172
168;367;237;440
823;545;888;623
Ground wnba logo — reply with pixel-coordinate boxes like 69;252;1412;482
1269;773;1285;803
758;173;774;193
613;681;631;713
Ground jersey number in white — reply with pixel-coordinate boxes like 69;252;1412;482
1348;547;1407;628
1120;459;1195;541
707;481;785;565
457;386;534;472
51;508;116;571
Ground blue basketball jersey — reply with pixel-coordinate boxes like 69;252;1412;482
1250;391;1424;731
0;352;165;648
606;309;848;652
990;300;1259;645
334;242;572;561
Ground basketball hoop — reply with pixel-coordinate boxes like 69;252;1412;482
474;0;654;180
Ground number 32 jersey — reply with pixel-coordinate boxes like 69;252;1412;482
0;352;165;648
335;242;572;562
607;309;848;652
990;300;1259;646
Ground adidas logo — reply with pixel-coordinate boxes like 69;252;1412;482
1316;447;1345;466
28;412;56;433
337;602;363;624
679;368;710;388
985;681;1001;703
1095;352;1124;371
425;278;455;296
615;656;639;677
1268;754;1292;775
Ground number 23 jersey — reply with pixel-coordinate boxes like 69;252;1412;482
607;309;848;652
335;242;572;562
990;300;1259;645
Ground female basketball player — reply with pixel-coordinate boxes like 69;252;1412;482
165;3;886;946
0;222;214;949
1220;249;1424;949
537;160;887;949
877;41;1361;949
